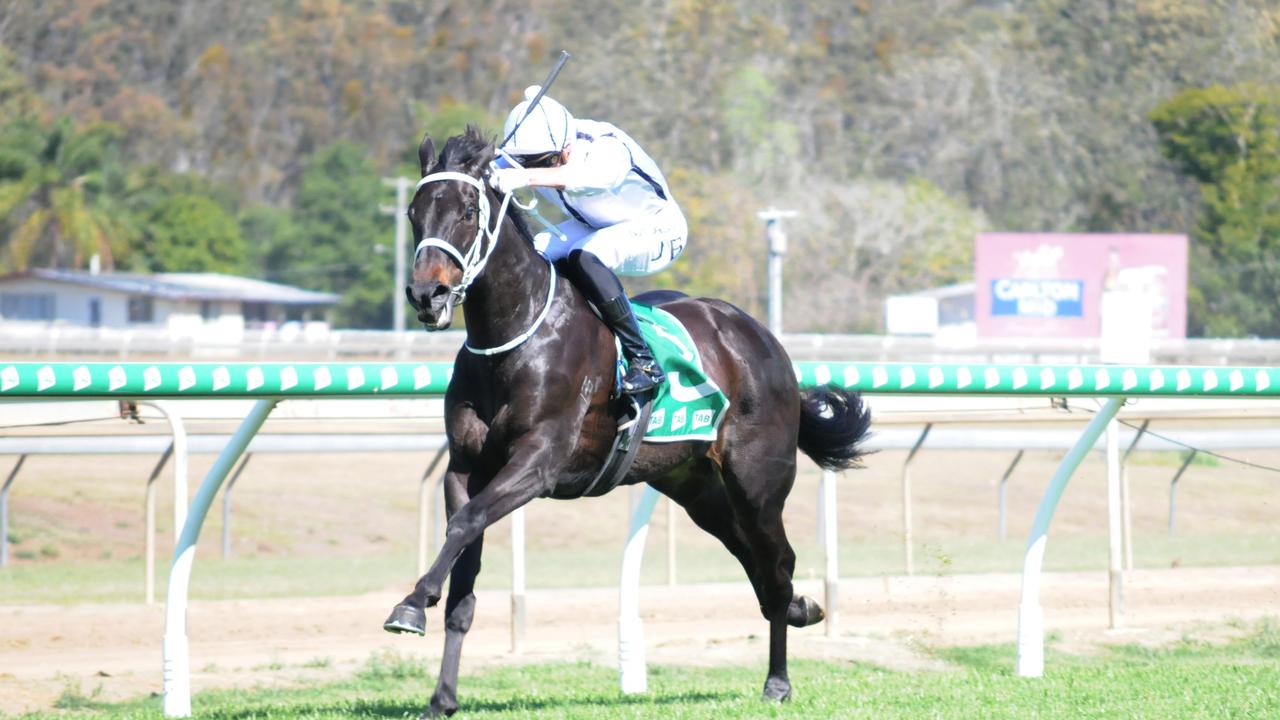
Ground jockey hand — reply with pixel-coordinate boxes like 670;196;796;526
490;168;530;195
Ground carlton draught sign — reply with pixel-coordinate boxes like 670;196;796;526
975;233;1188;338
990;279;1084;318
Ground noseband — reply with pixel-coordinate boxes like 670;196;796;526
412;170;557;356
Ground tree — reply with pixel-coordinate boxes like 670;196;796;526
782;178;985;333
1151;83;1280;337
263;141;390;329
0;117;136;271
138;193;248;273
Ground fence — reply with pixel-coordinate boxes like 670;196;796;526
2;360;1278;715
9;322;1280;364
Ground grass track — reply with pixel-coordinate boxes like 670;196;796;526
25;621;1280;720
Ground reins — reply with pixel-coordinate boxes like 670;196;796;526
413;170;557;356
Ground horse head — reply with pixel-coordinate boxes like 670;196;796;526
405;125;497;330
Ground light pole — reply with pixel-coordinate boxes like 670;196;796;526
757;209;797;336
380;176;410;332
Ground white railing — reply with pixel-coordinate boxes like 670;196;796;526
7;322;1280;365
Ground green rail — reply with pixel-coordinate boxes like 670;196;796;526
1;360;1278;398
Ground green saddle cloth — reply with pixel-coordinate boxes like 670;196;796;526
629;303;730;443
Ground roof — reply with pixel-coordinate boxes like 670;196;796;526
0;269;341;306
891;282;976;301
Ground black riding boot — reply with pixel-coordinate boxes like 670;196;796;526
564;249;666;395
599;296;666;395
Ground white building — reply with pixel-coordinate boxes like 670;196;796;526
884;282;976;339
0;269;340;340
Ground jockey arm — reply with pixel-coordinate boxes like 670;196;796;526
493;138;631;194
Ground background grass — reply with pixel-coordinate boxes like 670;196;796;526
18;620;1280;719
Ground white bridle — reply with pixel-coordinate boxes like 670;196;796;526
412;170;557;356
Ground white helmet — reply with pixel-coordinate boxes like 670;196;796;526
502;85;575;156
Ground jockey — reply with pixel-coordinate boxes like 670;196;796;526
490;85;687;396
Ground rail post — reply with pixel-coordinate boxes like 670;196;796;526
163;398;277;718
1;455;27;567
1016;396;1125;677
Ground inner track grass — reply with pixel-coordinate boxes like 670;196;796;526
18;620;1280;719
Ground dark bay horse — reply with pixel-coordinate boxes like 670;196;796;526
390;125;870;717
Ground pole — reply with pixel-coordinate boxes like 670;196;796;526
163;398;277;718
1168;450;1196;538
381;176;410;332
1106;418;1124;629
1;455;27;568
221;454;253;559
998;450;1025;542
756;209;796;336
619;485;660;694
821;470;839;637
511;507;526;653
144;443;175;604
901;424;932;576
1016;396;1124;677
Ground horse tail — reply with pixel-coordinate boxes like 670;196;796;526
796;386;872;472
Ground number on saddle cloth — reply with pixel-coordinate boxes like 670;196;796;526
627;303;730;443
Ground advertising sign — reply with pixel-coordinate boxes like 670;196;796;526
975;233;1188;339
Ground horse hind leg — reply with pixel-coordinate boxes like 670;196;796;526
720;450;810;701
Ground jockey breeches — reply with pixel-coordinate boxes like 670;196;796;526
533;203;688;277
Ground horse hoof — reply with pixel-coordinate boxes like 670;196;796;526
762;676;792;702
787;595;825;628
383;604;426;635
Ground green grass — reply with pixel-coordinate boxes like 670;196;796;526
17;621;1280;719
6;532;1280;605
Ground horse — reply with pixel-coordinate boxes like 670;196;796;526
389;125;871;717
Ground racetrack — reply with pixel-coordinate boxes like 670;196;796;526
2;424;1278;714
3;565;1277;715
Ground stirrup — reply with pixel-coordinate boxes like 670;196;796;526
621;362;665;395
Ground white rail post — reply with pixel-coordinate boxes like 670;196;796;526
619;484;660;694
1016;397;1124;677
511;507;526;653
417;445;448;577
143;443;174;604
821;470;839;637
1120;420;1148;573
163;398;277;718
901;424;932;576
1107;418;1124;629
998;450;1025;542
140;401;189;605
1;455;27;568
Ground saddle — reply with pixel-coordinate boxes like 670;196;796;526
575;299;730;498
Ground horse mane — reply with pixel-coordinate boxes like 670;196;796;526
437;124;538;247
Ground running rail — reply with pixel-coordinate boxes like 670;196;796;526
3;360;1279;714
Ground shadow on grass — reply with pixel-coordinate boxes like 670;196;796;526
205;689;736;720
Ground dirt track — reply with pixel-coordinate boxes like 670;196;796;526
3;566;1277;715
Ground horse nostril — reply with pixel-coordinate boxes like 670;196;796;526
404;286;421;310
430;285;451;300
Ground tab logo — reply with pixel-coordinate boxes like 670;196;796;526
692;409;714;429
671;407;687;432
647;409;666;432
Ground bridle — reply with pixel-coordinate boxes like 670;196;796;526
412;169;557;356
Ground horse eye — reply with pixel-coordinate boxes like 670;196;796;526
464;204;476;221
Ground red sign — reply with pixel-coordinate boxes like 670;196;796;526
975;233;1188;339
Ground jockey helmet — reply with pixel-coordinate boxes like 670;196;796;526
502;85;575;159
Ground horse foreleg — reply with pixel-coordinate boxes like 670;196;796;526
425;532;483;718
389;449;554;626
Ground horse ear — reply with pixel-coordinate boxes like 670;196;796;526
418;133;436;176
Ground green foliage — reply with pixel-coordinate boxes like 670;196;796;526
138;193;247;273
264;141;390;328
0;117;137;271
1152;84;1280;337
2;4;1279;330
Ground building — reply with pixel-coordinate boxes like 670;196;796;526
0;269;340;339
884;283;976;339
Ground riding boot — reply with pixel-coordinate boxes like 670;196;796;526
599;295;666;395
564;249;666;395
